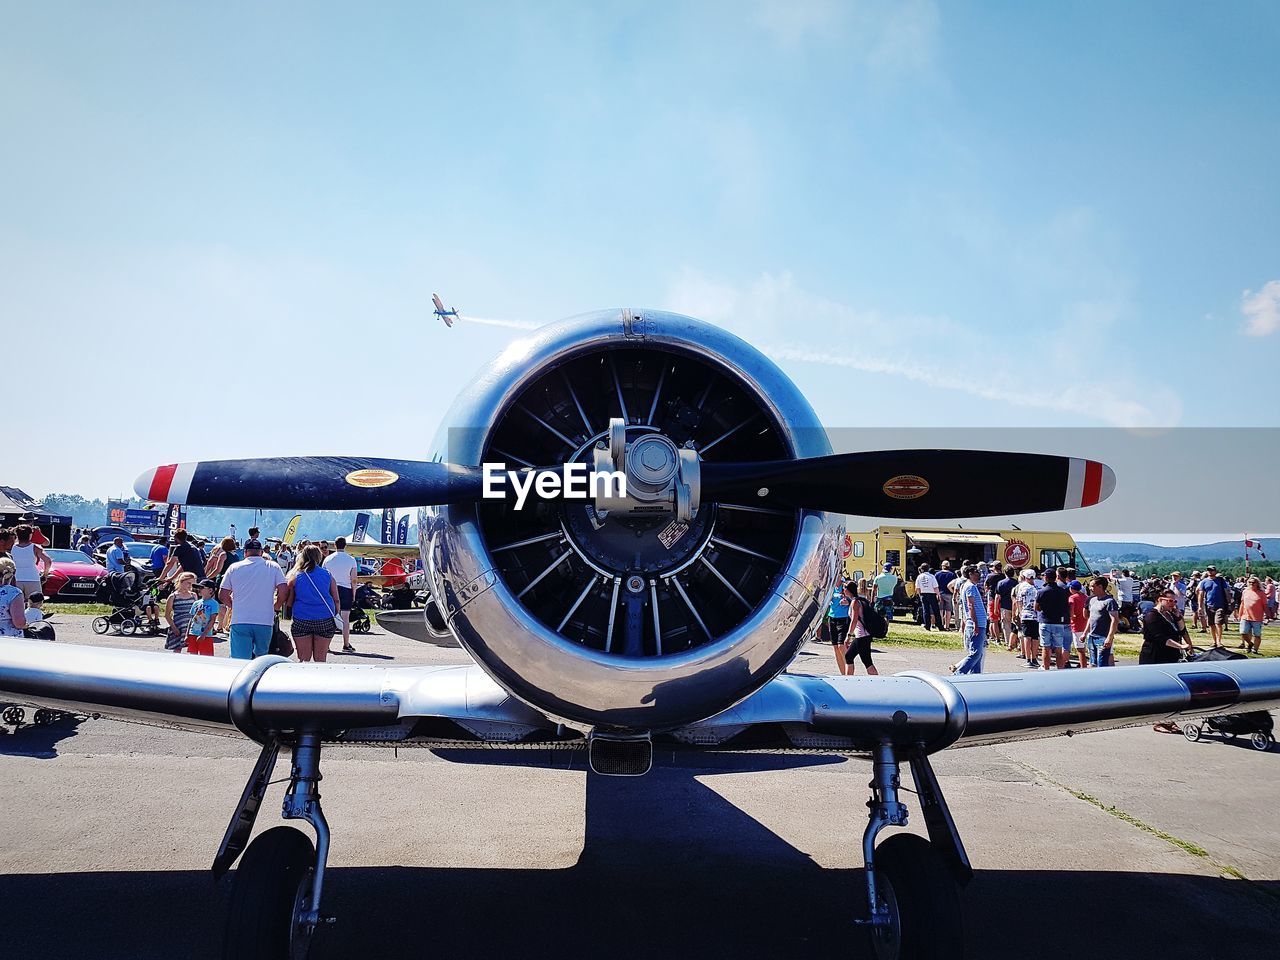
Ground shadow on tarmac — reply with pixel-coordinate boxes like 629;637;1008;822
0;713;83;759
2;760;1278;959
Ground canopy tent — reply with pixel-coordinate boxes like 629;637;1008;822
0;486;73;548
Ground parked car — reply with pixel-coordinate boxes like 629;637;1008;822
86;526;135;546
92;541;158;577
41;549;108;602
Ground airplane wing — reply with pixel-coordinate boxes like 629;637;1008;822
342;542;420;561
432;293;446;313
4;637;1277;753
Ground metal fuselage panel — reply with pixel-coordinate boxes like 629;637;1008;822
418;309;842;731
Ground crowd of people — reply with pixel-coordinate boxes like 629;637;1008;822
1;523;366;662
820;558;1275;681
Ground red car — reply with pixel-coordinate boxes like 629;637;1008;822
41;548;107;602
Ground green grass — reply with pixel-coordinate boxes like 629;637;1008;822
877;616;1280;660
45;602;113;616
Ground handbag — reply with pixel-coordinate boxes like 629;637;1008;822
269;616;294;658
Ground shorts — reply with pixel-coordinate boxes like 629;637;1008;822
186;634;214;656
337;586;353;612
229;623;273;659
1206;608;1228;626
1040;623;1072;650
1000;609;1013;627
1020;619;1039;640
939;595;953;613
291;616;336;640
1073;630;1087;650
16;580;41;600
1240;620;1263;638
844;632;874;668
826;616;850;645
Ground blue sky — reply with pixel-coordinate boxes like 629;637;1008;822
4;2;1277;541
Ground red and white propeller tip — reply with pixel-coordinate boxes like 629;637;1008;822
135;463;197;505
1063;459;1115;510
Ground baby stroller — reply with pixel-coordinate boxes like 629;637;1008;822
24;615;55;641
92;570;150;636
1181;647;1276;751
350;582;379;634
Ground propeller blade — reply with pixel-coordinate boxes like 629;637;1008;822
134;457;485;510
700;450;1115;518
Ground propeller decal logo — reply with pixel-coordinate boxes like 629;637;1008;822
882;475;930;500
345;468;400;488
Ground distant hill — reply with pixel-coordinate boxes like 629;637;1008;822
1078;539;1279;564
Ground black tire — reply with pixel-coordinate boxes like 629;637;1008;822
223;826;315;960
1250;732;1271;752
119;618;137;636
91;617;110;635
1183;723;1202;742
867;833;962;960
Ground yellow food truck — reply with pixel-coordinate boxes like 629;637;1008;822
842;526;1096;609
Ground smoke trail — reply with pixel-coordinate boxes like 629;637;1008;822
459;315;540;331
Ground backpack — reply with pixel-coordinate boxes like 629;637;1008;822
856;596;889;639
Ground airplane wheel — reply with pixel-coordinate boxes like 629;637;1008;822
2;706;25;726
224;826;316;960
1182;724;1202;742
33;709;60;725
1251;732;1272;752
868;834;961;960
92;617;110;635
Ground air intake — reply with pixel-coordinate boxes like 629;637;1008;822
589;732;653;776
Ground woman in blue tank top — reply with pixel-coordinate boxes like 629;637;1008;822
284;544;341;662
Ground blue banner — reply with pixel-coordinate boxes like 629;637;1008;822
396;514;409;545
352;513;370;543
382;509;395;545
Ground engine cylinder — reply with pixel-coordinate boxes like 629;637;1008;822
420;309;841;730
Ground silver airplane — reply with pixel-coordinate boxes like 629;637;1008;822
3;309;1278;960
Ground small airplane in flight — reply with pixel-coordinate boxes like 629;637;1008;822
433;293;459;327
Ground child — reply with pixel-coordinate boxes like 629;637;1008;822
186;579;220;656
24;593;45;625
164;572;198;652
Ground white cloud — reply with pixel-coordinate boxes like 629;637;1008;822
1241;280;1280;336
666;268;1177;428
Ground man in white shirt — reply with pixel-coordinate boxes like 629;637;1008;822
218;539;286;659
323;536;360;653
914;564;940;631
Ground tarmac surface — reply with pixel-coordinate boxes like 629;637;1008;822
2;615;1278;959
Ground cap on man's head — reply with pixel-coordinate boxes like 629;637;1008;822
940;560;950;568
1021;569;1035;580
1069;579;1083;590
883;562;893;570
198;578;217;590
1205;565;1217;572
113;537;124;545
244;539;263;551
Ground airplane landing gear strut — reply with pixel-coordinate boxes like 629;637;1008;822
218;731;334;960
855;743;968;960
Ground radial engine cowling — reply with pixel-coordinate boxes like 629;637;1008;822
419;310;842;730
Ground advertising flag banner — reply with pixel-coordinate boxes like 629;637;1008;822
396;514;409;545
352;513;370;543
382;509;396;545
282;514;301;546
164;503;184;544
